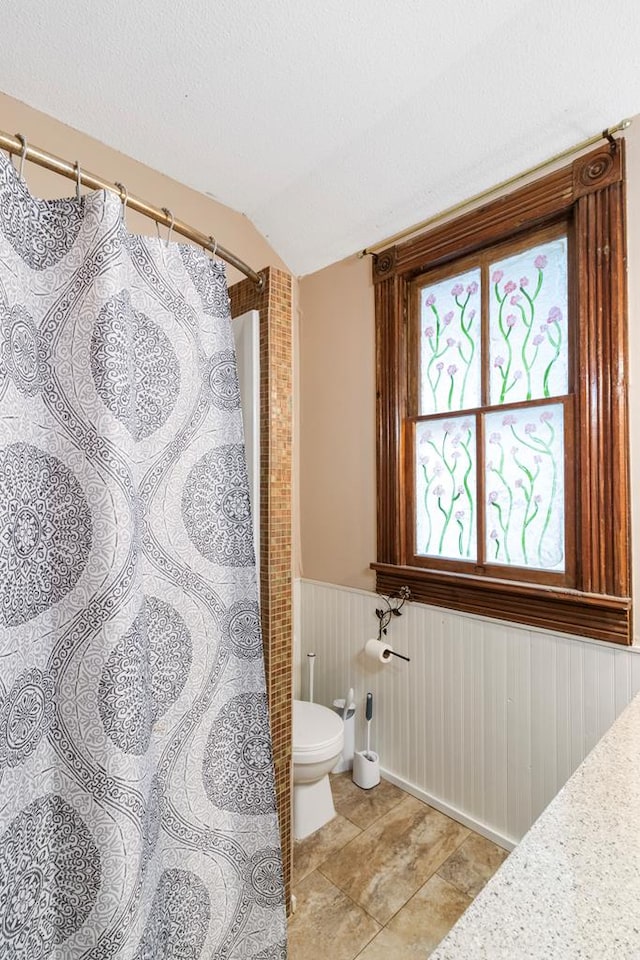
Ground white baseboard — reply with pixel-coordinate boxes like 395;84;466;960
381;767;517;852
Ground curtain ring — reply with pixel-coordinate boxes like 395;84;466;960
208;235;218;259
15;134;28;179
114;182;128;225
161;208;175;247
74;161;82;201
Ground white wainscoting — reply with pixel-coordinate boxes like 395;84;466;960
298;578;640;848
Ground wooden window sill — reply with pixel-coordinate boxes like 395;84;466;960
372;562;632;644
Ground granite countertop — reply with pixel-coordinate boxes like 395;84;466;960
431;692;640;959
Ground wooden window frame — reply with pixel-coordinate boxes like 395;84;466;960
372;142;631;644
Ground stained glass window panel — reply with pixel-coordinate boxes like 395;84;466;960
484;403;564;571
416;416;477;561
489;238;568;406
419;269;481;415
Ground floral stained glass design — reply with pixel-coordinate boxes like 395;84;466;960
416;416;477;561
485;404;564;571
420;269;481;414
489;238;567;406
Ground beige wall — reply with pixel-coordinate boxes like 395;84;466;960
298;255;376;588
0;92;290;281
299;120;640;637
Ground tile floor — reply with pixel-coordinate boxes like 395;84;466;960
288;774;509;959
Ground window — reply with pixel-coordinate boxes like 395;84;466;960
372;143;631;643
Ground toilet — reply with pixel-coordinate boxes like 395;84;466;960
293;699;344;840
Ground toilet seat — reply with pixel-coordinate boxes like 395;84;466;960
293;700;343;764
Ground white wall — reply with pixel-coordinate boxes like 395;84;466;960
299;579;640;848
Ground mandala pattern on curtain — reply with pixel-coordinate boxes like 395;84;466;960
0;153;286;959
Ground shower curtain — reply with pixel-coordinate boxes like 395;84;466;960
0;153;287;959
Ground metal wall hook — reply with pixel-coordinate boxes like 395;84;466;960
15;134;28;179
161;207;175;247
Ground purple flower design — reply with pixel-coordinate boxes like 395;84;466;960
524;423;537;434
468;309;476;321
436;361;444;371
494;356;504;368
532;334;544;346
455;509;465;520
534;455;542;463
490;529;499;540
492;270;504;284
447;364;457;376
488;491;499;503
461;419;472;431
443;311;454;325
513;370;523;380
510;294;521;305
515;478;523;488
534;254;548;270
446;337;455;348
547;306;562;323
534;494;542;503
510;446;519;455
433;485;445;497
506;314;517;328
451;283;464;297
539;410;553;422
489;432;501;444
467;281;479;295
502;414;517;426
504;281;517;294
425;293;436;307
451;450;461;459
424;325;435;338
443;421;457;434
519;276;529;288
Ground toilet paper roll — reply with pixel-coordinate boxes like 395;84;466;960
365;638;394;663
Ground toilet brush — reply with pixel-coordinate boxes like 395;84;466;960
365;692;373;759
352;691;380;789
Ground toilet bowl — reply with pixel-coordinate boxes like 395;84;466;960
293;699;344;840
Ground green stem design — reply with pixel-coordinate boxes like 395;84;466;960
457;519;464;556
421;463;434;552
497;294;513;403
489;440;513;562
460;431;474;556
447;372;455;410
537;419;559;564
542;320;562;397
489;499;510;562
457;292;475;407
424;303;444;411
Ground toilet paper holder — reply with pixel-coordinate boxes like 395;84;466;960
364;637;411;663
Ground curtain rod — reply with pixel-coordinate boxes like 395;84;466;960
0;130;265;290
358;117;632;259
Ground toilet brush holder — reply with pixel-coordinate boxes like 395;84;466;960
352;750;380;790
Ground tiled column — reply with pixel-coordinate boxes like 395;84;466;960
230;268;293;911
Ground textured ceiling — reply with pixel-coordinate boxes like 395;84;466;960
1;0;639;276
